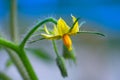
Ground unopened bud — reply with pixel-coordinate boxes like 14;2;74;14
56;56;68;78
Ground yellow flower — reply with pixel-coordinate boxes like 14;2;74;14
41;15;79;51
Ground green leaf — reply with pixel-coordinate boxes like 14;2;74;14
0;72;11;80
5;59;13;68
77;31;105;36
26;48;53;62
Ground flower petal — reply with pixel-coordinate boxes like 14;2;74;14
41;33;61;40
69;15;79;34
57;18;70;36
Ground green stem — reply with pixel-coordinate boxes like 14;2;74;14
9;0;30;79
17;48;38;80
0;38;37;80
1;17;57;80
20;18;57;48
52;40;60;57
0;38;18;52
18;18;57;79
52;40;68;77
10;0;17;42
0;72;11;80
5;49;30;80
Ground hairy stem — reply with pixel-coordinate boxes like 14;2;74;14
20;18;57;48
0;38;37;80
5;49;30;80
17;18;57;79
0;38;18;51
10;0;17;42
1;17;58;80
52;40;60;57
0;72;11;80
9;0;30;79
17;48;38;80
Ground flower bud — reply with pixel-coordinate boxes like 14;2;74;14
56;56;68;78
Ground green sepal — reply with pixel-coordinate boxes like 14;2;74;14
56;56;68;78
28;38;45;43
69;18;80;32
63;44;76;63
77;31;105;36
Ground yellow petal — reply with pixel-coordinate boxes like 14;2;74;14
62;34;72;51
57;18;70;36
70;15;79;34
41;33;61;40
44;25;50;34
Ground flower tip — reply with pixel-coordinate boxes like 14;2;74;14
79;21;86;27
58;17;63;20
71;14;73;17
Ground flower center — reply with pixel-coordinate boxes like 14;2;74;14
62;34;72;51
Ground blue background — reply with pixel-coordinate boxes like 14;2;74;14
0;0;120;33
0;0;120;80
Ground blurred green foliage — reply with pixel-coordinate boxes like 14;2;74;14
26;48;53;63
0;72;11;80
5;59;13;68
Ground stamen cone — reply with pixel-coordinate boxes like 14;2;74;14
62;34;72;51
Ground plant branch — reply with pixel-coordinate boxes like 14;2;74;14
8;0;31;79
0;72;11;80
20;18;57;48
0;17;58;80
52;40;60;57
0;38;37;80
17;48;38;80
5;49;30;80
10;0;17;42
0;38;18;51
